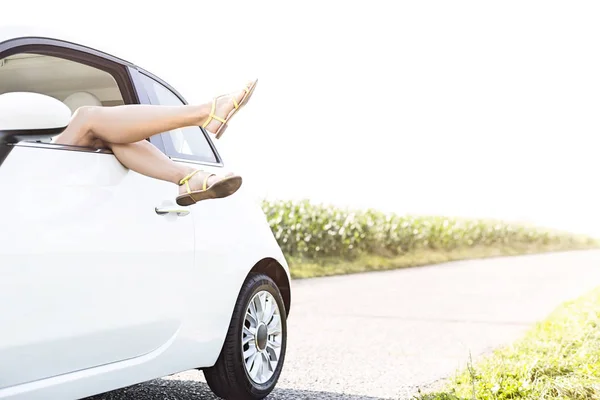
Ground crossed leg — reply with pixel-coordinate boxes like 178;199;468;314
53;82;254;203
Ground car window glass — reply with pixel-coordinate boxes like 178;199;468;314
141;75;217;163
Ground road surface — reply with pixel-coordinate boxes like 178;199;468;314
88;250;600;400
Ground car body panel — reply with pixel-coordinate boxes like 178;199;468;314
0;144;193;387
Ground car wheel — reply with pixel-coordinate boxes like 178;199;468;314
203;273;287;400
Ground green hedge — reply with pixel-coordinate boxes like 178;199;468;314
262;199;596;259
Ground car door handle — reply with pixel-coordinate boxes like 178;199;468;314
155;207;190;217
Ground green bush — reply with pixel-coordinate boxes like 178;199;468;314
261;199;596;260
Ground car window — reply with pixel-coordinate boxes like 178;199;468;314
140;75;218;164
0;52;126;145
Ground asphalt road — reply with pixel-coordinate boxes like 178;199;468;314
87;250;600;400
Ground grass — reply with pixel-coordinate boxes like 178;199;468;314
415;286;600;400
287;242;598;279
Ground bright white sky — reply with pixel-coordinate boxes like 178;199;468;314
5;1;600;236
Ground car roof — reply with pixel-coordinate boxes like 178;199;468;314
0;25;136;67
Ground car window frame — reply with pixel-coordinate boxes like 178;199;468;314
0;37;166;155
138;69;223;167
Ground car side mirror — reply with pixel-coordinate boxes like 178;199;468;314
0;92;71;165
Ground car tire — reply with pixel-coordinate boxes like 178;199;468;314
203;273;288;400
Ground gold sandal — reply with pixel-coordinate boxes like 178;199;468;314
202;79;258;139
176;170;243;206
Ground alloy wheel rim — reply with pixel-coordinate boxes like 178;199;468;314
241;290;283;384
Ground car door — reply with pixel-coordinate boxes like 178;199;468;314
0;40;194;389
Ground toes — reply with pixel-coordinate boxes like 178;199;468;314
208;173;234;187
234;90;246;105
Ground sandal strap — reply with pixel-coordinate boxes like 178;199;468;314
233;84;252;109
178;170;216;194
203;98;217;128
203;173;216;191
179;170;201;194
203;81;253;127
202;97;228;128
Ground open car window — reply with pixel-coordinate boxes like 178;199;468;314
0;52;125;145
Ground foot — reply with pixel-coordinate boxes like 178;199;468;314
202;81;256;134
178;170;235;196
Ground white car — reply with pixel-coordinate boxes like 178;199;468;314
0;27;291;400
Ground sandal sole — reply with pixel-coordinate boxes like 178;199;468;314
175;175;243;206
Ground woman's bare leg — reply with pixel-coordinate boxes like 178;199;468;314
101;141;229;196
108;140;194;184
53;84;250;146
